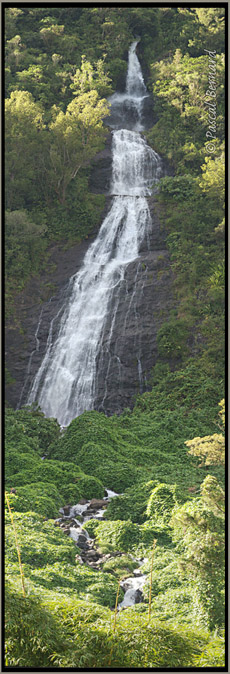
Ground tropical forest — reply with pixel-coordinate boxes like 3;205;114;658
4;4;226;670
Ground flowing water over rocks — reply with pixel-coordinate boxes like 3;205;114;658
57;488;147;609
6;41;174;418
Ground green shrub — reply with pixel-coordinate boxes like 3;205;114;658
146;483;178;522
5;511;77;567
157;319;190;359
95;520;141;553
75;475;104;499
93;461;140;492
19;561;124;608
9;482;62;518
102;554;139;578
159;174;199;201
150;585;205;626
6;459;84;491
105;480;158;524
5;450;40;480
60;475;104;504
82;519;100;538
5;405;60;455
194;634;225;667
5;579;68;668
140;520;173;547
48;411;120;460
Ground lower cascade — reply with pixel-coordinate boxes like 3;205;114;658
26;40;161;427
57;489;147;610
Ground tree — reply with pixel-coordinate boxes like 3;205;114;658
199;149;225;203
171;405;225;629
47;89;109;204
5;90;45;210
171;475;225;630
5;210;47;289
39;18;64;50
70;55;112;97
5;34;25;68
185;399;225;467
4;7;24;40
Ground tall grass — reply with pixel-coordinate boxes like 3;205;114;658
148;539;157;623
108;579;120;666
5;491;26;598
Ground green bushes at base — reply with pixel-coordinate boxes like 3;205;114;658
5;511;77;567
7;483;62;518
60;475;104;504
102;554;139;578
82;518;100;538
5;581;68;669
146;482;178;522
105;480;158;524
17;561;124;608
95;519;141;553
140;520;173;548
5;405;61;455
6;575;224;669
5;450;40;480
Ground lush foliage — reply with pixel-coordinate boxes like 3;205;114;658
5;6;225;669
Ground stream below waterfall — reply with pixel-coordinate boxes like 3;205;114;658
56;488;148;610
25;39;162;427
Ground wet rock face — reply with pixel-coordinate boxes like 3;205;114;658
93;198;174;415
89;131;113;194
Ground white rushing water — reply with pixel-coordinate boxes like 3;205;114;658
27;41;161;427
119;574;146;609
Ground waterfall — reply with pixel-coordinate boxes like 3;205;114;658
27;41;161;427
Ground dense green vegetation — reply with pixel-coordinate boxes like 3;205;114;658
5;6;225;669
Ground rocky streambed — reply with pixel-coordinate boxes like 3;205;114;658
55;489;147;609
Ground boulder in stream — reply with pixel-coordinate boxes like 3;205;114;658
62;505;72;516
85;549;100;562
88;498;107;509
77;534;89;549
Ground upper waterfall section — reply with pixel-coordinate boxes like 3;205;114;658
126;40;147;97
107;40;152;132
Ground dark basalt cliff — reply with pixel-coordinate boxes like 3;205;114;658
5;133;174;417
94;197;174;415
